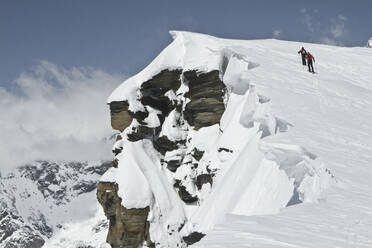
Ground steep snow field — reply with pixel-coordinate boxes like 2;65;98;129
103;31;372;247
182;35;372;247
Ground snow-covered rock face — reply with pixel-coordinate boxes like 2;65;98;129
367;37;372;48
0;160;110;248
99;31;333;248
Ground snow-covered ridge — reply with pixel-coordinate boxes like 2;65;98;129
98;31;342;247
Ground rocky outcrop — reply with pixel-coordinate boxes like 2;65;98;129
174;180;198;203
183;232;206;246
140;69;181;121
102;68;227;247
110;101;133;132
184;70;226;130
196;174;213;190
97;182;153;248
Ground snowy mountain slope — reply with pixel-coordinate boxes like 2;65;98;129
94;31;372;247
0;160;111;248
188;36;372;247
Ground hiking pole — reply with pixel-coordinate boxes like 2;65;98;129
298;55;303;70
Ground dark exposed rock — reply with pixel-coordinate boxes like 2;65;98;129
75;245;95;248
145;221;155;248
127;125;157;142
141;69;182;95
192;148;205;161
109;101;133;132
196;174;213;190
128;110;149;125
97;182;151;248
166;159;182;172
174;180;198;204
112;147;123;156
112;159;119;168
140;69;182;122
183;232;206;245
116;134;123;141
183;70;226;130
218;147;233;153
184;70;225;101
153;136;178;155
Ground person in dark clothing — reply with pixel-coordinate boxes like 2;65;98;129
298;47;307;65
307;52;315;73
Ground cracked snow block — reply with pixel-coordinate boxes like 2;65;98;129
183;232;206;245
258;123;272;138
275;117;293;133
286;188;302;207
97;182;151;248
184;70;226;130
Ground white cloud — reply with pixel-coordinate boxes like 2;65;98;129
330;15;347;38
319;37;338;46
300;7;348;46
0;61;126;172
319;14;347;46
273;30;281;39
300;8;315;33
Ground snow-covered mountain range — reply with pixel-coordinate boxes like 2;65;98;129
0;160;111;248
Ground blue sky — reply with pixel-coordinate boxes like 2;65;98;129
0;0;371;88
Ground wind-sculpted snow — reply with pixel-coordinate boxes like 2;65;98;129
191;34;372;247
367;37;372;48
100;31;337;247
